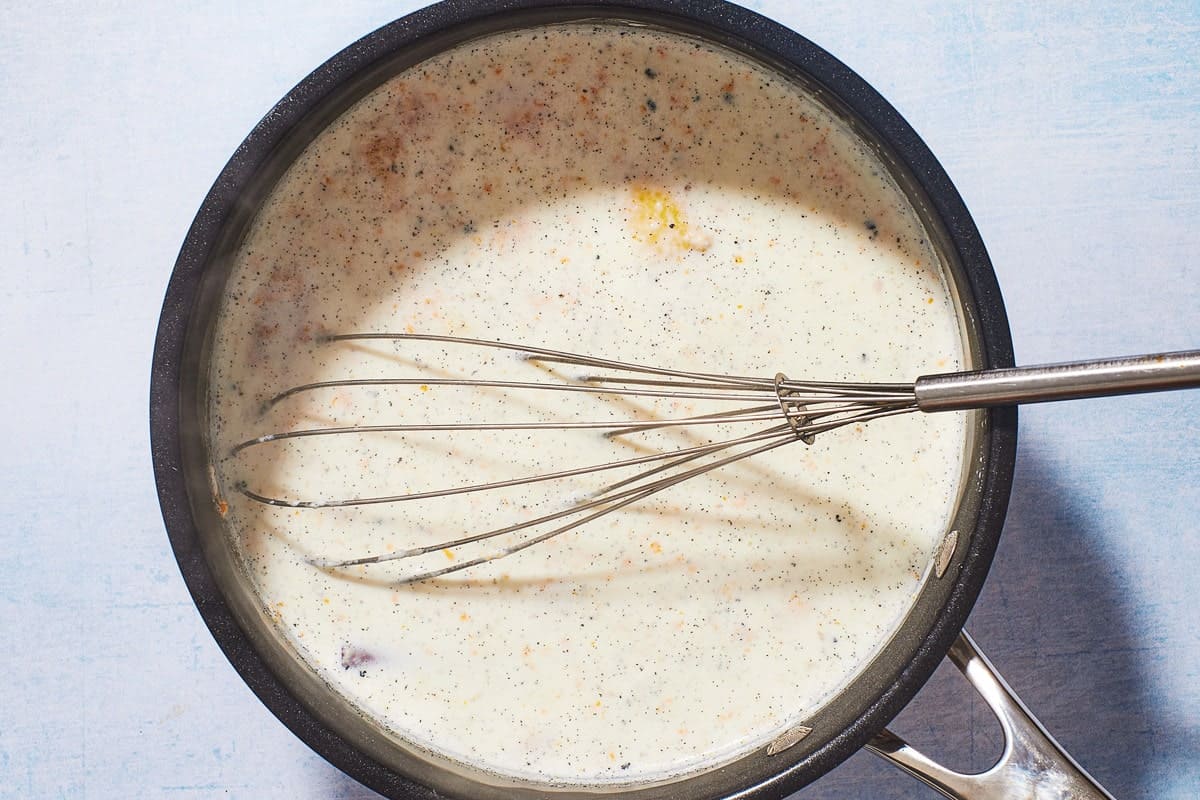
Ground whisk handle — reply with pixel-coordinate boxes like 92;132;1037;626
914;349;1200;412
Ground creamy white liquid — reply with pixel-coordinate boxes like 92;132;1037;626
209;24;967;786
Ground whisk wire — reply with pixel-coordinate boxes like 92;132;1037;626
234;332;922;581
239;417;805;509
319;430;801;584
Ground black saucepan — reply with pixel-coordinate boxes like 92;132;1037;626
152;2;1034;797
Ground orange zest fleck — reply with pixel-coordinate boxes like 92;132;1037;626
630;187;711;252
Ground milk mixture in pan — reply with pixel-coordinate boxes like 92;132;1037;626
209;24;968;785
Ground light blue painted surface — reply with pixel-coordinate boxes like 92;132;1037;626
1;2;1196;798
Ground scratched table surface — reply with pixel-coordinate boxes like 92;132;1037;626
2;1;1197;797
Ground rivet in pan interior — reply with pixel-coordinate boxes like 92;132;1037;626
766;723;813;756
935;529;959;579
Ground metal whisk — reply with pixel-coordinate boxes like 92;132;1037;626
231;334;1200;582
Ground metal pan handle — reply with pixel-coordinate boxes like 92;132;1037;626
914;349;1200;411
866;630;1115;799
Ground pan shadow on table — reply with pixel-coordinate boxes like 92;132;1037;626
796;448;1189;800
